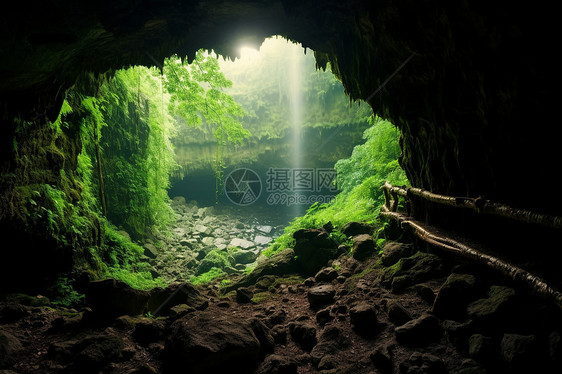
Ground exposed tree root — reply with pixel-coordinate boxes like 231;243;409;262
381;181;562;229
380;208;562;311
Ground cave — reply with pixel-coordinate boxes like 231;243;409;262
1;1;561;373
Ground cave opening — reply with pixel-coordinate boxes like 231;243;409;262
1;2;561;373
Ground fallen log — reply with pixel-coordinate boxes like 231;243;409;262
380;208;562;311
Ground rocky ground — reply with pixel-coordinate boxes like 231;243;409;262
144;197;286;283
1;214;562;374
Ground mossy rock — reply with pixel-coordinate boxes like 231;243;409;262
196;249;236;275
380;251;444;292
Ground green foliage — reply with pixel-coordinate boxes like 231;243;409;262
48;276;85;307
190;267;227;285
197;249;235;274
264;116;408;257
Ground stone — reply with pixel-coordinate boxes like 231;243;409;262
341;221;375;237
201;237;215;246
143;243;158;259
310;325;350;367
86;278;150;318
369;342;394;374
314;267;338;283
256;225;273;234
236;287;254;303
349;302;380;338
304;277;316;287
381;251;444;293
194;224;212;236
380;241;416;267
386;299;412;326
468;334;496;363
232;249;258;264
442;319;475;352
413;283;436;304
467;286;518;329
288;322;317;352
258;354;298;374
307;285;336;309
433;273;482;320
230;238;255;249
146;283;207;315
399;352;448;374
394;313;442;346
271;325;288;345
352;234;376;260
293;228;339;275
315;307;334;325
501;334;539;372
132;319;166;346
254;235;273;245
165;311;272;374
73;334;125;372
0;329;23;368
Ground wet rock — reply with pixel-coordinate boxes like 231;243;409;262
386;299;413;326
256;225;273;234
316;307;334;325
289;322;317;352
165;311;271;374
314;267;338;283
230;237;255;249
433;273;482;320
293;228;339;275
399;352;448;374
395;313;442;346
0;329;23;368
254;235;273;245
352;234;376;260
467;286;518;329
258;354;298;374
86;278;150;318
381;251;444;293
310;325;350;367
341;221;375;237
307;284;336;309
349;302;380;338
236;287;254;303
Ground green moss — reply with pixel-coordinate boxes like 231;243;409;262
251;291;273;304
190;267;227;285
197;249;235;275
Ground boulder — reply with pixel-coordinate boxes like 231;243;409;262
256;225;273;234
386;299;413;326
165;311;272;374
352;234;376;260
258;354;298;374
501;334;540;372
468;334;496;363
288;322;317;352
0;329;23;368
254;235;273;245
381;251;444;293
369;342;395;374
380;241;416;267
72;334;125;372
147;283;207;315
86;278;150;318
236;287;254;303
341;221;375;237
232;249;258;264
310;325;350;367
399;352;448;374
314;267;338;283
230;238;255;249
349;302;380;338
467;286;518;329
433;273;482;320
394;313;442;346
307;285;336;309
293;228;339;275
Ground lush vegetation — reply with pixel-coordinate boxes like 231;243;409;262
264;116;408;256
